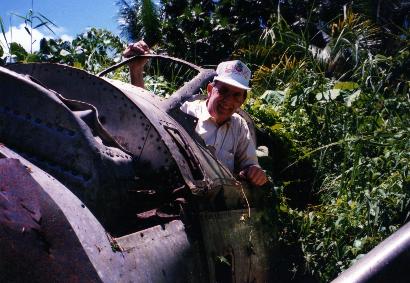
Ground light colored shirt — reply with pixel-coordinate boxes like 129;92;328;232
180;100;258;173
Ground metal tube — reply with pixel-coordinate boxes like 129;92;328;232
331;221;410;283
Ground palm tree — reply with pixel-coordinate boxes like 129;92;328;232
116;0;161;46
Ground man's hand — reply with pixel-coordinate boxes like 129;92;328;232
123;40;151;87
239;165;268;186
123;40;151;58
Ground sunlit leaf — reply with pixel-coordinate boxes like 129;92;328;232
261;90;285;105
317;89;341;101
25;53;41;62
271;123;283;130
329;89;341;100
345;89;361;107
334;81;359;90
216;256;231;266
353;239;362;249
59;49;70;56
73;61;83;68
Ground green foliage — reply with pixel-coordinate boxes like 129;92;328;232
118;0;389;66
117;0;161;46
142;57;201;97
326;9;380;79
117;0;279;64
33;28;125;74
9;42;28;61
243;8;410;281
71;28;124;73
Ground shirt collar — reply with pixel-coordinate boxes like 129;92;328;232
199;100;212;120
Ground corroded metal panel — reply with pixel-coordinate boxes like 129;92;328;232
6;63;175;172
0;154;106;282
0;66;136;233
199;209;272;283
115;220;208;282
6;63;239;196
0;146;207;283
1;62;275;282
110;79;238;194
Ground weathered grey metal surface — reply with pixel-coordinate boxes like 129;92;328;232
108;79;238;192
6;63;175;170
6;63;239;198
161;69;216;111
0;65;137;233
1;62;274;282
116;220;208;282
0;147;115;282
97;54;205;77
200;209;272;282
0;146;208;283
331;221;410;283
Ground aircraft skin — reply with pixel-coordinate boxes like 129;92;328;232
0;60;272;282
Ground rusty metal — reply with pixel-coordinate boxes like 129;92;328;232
1;60;274;282
5;63;234;194
0;146;207;282
0;65;137;233
199;209;272;283
97;54;205;77
0;151;106;283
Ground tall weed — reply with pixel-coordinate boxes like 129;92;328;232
244;10;410;282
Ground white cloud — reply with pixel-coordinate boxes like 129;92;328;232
60;34;74;42
0;23;73;55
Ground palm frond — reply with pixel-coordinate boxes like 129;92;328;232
0;16;8;48
116;0;161;45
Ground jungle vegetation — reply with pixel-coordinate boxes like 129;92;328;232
1;1;409;282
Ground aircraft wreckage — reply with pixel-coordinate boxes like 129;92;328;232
0;56;274;282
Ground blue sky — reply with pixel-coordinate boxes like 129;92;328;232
1;0;123;52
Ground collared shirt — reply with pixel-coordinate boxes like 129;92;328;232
180;100;258;173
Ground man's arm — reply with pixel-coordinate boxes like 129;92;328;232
236;118;268;186
123;41;151;88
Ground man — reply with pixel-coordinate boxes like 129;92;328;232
124;41;267;186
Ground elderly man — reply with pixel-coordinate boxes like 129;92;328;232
124;41;267;186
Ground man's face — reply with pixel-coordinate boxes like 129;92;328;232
207;81;246;124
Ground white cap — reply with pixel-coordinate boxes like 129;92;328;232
213;60;251;90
